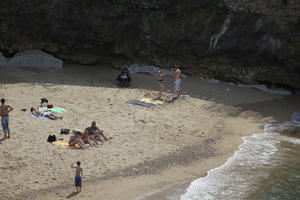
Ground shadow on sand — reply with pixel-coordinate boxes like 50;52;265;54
66;191;80;198
0;64;299;123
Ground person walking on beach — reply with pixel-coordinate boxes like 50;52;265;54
156;67;165;100
71;161;83;193
171;67;181;97
0;98;13;139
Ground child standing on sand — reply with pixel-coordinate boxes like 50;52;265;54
71;161;83;192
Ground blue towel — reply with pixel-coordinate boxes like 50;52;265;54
126;100;156;107
29;112;48;119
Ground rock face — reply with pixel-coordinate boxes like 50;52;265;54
0;50;63;68
0;0;299;87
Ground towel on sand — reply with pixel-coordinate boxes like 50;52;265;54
126;95;190;107
126;100;156;107
41;106;66;113
29;112;48;119
52;140;80;148
140;98;164;105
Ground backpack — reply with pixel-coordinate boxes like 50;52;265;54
47;135;57;143
60;129;70;135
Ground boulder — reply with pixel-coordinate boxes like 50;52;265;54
5;50;63;68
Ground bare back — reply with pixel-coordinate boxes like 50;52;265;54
75;166;83;176
0;104;12;116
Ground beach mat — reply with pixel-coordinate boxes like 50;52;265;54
52;140;80;148
126;95;190;107
126;100;156;107
41;106;66;113
29;112;48;119
140;98;164;105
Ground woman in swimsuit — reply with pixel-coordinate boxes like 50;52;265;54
156;68;165;100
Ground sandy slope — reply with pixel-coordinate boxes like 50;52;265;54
0;65;299;200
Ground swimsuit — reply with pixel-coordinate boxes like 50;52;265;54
75;175;82;187
1;115;9;132
174;79;181;91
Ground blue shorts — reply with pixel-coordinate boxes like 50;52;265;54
1;115;9;132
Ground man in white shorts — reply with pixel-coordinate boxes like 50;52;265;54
171;67;181;97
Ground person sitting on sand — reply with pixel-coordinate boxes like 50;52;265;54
30;107;63;120
85;121;109;142
68;129;86;149
81;128;99;146
117;67;131;87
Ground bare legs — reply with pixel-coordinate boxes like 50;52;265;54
158;83;165;99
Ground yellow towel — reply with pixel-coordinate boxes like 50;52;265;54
52;140;80;148
140;98;164;105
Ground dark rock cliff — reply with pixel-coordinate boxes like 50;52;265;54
0;0;299;88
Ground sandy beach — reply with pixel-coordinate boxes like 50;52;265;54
0;65;299;200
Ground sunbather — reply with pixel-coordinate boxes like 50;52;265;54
69;129;86;149
85;121;109;141
81;129;99;146
30;107;63;120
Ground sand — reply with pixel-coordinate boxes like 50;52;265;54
0;65;299;200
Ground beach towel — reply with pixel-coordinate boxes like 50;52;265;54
52;140;81;148
140;98;165;105
41;106;66;113
126;95;190;107
29;112;48;119
126;100;156;107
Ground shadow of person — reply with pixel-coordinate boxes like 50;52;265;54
66;191;80;198
0;138;7;143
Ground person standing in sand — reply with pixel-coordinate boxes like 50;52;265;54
171;67;182;97
0;98;13;139
71;161;83;193
156;67;165;100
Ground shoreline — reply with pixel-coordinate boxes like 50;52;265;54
1;65;299;200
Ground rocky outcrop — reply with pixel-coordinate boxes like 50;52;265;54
0;0;299;87
0;50;63;68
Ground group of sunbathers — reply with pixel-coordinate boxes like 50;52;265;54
68;121;109;149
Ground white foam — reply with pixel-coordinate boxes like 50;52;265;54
181;132;281;200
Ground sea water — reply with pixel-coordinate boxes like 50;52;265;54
181;123;300;200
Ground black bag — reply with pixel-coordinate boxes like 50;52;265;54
60;129;70;135
41;98;48;106
47;135;57;143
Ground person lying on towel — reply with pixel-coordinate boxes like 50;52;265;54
69;129;86;149
30;107;63;120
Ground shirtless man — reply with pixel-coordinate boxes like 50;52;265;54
69;130;86;149
156;68;165;100
30;107;63;120
71;161;83;192
171;67;181;97
0;98;13;139
85;121;109;141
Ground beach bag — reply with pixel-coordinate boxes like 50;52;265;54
41;98;48;104
47;135;57;143
60;129;70;135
